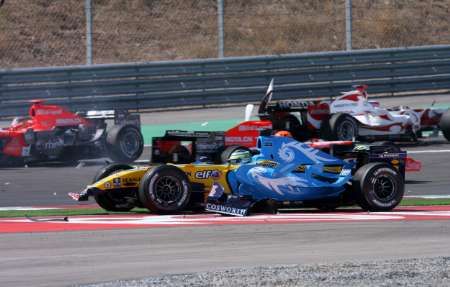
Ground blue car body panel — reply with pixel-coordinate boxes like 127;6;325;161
230;136;354;202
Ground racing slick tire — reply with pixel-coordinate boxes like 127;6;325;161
439;109;450;142
106;124;144;163
220;145;251;164
138;165;191;214
353;162;404;211
93;163;136;212
326;113;359;141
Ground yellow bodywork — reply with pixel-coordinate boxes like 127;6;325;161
90;163;238;195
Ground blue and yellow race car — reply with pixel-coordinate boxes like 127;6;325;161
71;133;406;216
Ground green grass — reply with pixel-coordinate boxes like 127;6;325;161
0;198;449;218
399;198;450;206
0;208;149;218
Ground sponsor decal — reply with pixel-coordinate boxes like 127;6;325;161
55;118;82;125
340;169;351;176
104;182;112;189
205;203;248;216
225;136;254;143
177;180;189;207
257;160;278;168
333;102;357;108
35;109;63;116
277;100;309;109
122;178;140;187
195;170;220;179
112;178;121;187
323;165;343;174
378;153;401;159
294;165;307;173
372;167;397;177
263;141;273;147
238;125;269;132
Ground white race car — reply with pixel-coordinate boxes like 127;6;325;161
264;84;450;142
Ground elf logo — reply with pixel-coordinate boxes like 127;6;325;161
195;170;219;179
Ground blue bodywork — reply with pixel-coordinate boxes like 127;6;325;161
228;136;354;202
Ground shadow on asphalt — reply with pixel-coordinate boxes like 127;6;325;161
405;180;433;185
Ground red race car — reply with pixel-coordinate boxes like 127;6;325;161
0;100;144;165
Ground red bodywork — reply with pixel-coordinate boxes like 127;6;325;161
225;120;272;147
0;101;90;158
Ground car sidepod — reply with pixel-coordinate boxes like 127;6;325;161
233;136;353;202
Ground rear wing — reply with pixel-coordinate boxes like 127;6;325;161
265;100;310;113
368;145;407;178
83;110;141;128
257;79;310;115
151;130;226;164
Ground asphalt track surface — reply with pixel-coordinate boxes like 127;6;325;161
1;95;450;207
0;141;449;207
1;217;450;286
1;98;450;286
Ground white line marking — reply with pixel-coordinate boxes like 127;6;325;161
0;207;61;211
407;149;450;154
404;195;450;199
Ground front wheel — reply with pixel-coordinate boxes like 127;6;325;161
353;162;404;211
93;163;135;212
439;109;450;141
138;165;191;214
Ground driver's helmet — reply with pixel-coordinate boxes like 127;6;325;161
274;130;292;137
229;149;252;164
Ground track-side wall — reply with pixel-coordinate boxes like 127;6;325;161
1;45;450;117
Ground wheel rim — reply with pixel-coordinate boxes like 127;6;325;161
372;174;396;202
119;130;141;158
337;120;356;140
153;176;183;206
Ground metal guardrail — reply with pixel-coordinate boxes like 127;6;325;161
1;45;450;117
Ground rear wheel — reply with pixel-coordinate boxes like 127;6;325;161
326;113;359;141
439;109;450;141
353;162;404;211
138;165;191;214
93;163;136;212
106;125;144;163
